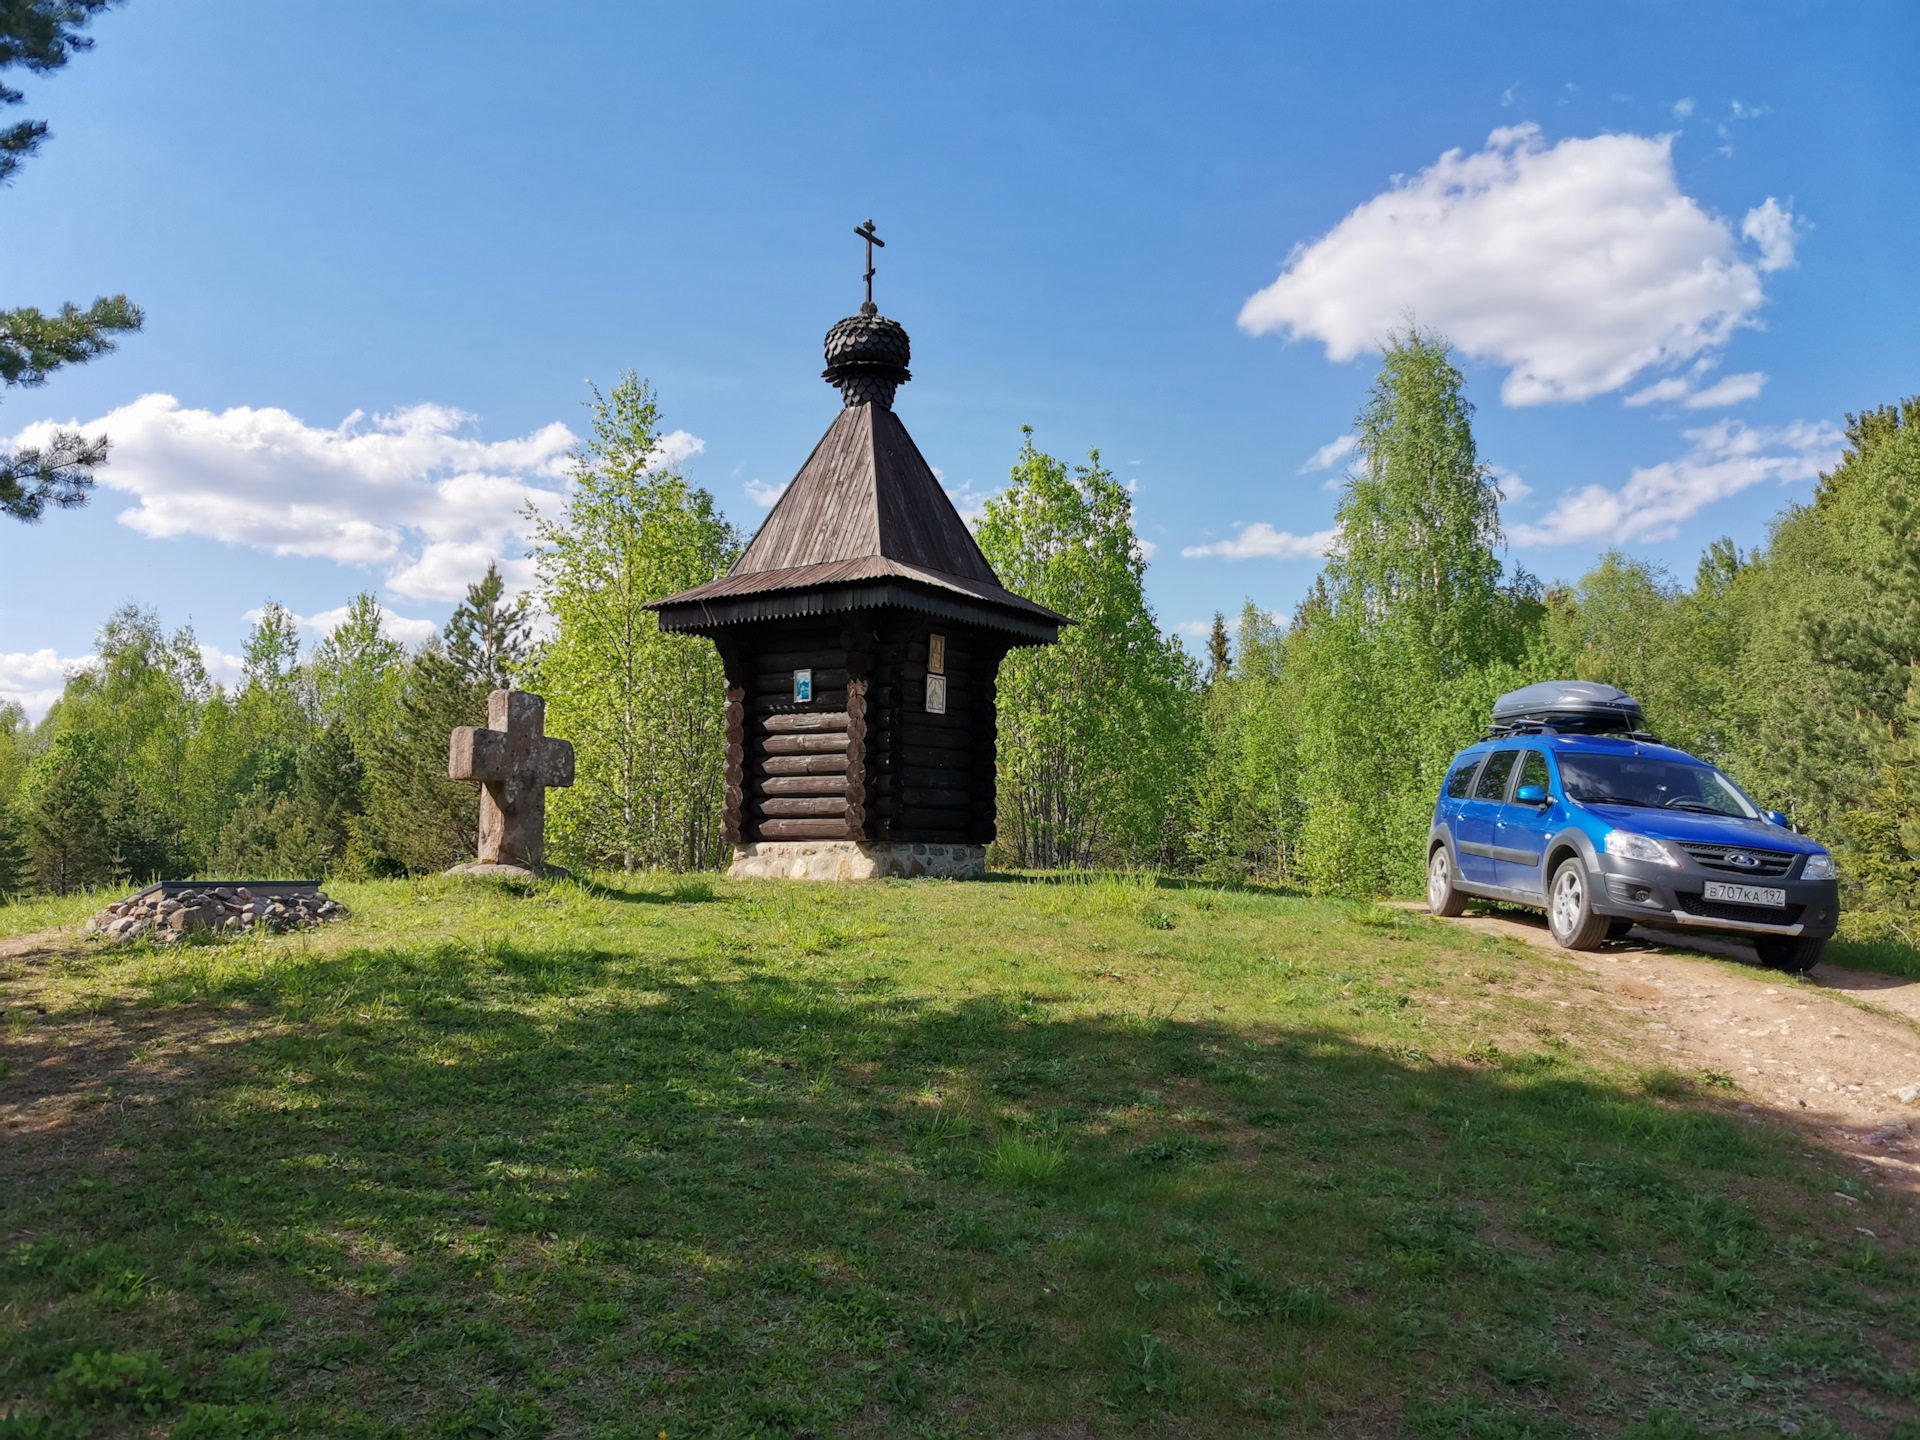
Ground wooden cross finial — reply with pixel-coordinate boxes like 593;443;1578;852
448;690;575;872
855;219;884;314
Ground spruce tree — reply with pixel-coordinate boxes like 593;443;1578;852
446;561;533;691
25;729;111;893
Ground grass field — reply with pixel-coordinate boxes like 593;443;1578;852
3;871;1918;1437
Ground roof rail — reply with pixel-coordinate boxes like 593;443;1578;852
1482;721;1558;738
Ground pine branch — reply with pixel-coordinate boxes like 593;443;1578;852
0;293;142;388
0;427;106;520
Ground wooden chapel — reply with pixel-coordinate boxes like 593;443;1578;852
649;230;1065;878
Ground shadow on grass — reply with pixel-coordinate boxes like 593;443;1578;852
3;937;1913;1438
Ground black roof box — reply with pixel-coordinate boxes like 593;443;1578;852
1491;680;1644;735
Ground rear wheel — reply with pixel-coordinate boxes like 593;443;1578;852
1427;845;1468;917
1755;935;1826;973
1548;859;1611;951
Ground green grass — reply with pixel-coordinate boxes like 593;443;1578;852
2;872;1917;1437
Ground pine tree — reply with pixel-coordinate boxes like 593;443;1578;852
529;374;740;872
0;1;142;522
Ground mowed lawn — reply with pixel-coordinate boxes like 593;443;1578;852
2;873;1917;1438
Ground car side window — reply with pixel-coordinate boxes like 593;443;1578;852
1473;750;1518;801
1515;750;1550;798
1445;758;1483;799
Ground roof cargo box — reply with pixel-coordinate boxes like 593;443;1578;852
1491;680;1644;735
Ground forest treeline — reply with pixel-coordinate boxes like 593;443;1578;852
5;346;1919;937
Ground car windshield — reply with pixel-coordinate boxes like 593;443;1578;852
1556;752;1758;819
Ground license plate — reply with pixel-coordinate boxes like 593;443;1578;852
1704;881;1786;907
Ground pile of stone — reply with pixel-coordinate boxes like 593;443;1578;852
83;884;348;944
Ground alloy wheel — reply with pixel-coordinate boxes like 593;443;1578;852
1550;867;1583;940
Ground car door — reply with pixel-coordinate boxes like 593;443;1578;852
1492;748;1553;896
1455;749;1518;884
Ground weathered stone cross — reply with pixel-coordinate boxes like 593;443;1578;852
448;690;575;872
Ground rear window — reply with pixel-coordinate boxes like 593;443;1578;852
1474;750;1519;801
1444;758;1483;799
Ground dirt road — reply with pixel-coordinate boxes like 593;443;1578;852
1423;906;1920;1195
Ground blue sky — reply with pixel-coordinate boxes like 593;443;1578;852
3;1;1916;714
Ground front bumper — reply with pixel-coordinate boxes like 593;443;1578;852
1589;852;1839;938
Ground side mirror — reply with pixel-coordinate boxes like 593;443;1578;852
1763;809;1791;829
1515;784;1548;805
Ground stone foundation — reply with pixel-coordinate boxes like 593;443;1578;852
727;840;985;882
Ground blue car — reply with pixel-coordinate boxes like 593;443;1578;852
1426;682;1840;972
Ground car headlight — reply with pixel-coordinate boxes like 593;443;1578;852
1803;853;1838;881
1604;830;1676;866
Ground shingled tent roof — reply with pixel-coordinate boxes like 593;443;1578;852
651;310;1067;642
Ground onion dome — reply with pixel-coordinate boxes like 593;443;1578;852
823;311;912;409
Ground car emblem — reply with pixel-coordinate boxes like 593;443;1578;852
1725;851;1758;868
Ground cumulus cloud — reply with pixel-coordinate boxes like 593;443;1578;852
1511;418;1842;546
1239;124;1792;406
1298;435;1357;473
1181;523;1340;561
0;649;86;721
249;602;439;650
8;396;706;603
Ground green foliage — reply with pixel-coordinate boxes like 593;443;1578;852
309;594;405;756
976;430;1198;868
353;649;482;876
1289;329;1539;895
445;560;533;691
23;728;111;893
529;373;739;872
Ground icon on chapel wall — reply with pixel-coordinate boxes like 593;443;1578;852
925;633;947;714
793;669;813;703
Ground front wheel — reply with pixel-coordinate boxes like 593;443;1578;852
1548;859;1611;951
1428;846;1468;917
1755;935;1826;974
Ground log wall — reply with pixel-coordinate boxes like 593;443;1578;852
717;613;1012;846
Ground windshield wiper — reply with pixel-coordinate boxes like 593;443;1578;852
1662;799;1729;814
1575;793;1650;808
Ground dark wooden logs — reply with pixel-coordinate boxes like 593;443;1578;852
753;691;849;715
764;712;849;733
762;753;848;775
970;642;1008;844
759;818;849;839
759;797;847;817
762;733;850;755
758;775;849;795
718;641;749;845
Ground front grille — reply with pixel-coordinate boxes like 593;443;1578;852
1676;841;1797;877
1676;892;1805;926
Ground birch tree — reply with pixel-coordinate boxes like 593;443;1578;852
529;374;739;872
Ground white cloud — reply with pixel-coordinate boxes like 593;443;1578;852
1298;434;1357;473
249;602;439;650
1175;619;1212;639
1742;197;1798;272
745;479;788;509
943;481;1000;530
1182;523;1340;561
0;649;88;722
1239;124;1788;406
1489;464;1531;501
1683;371;1768;408
1511;418;1843;546
1672;97;1695;119
1137;538;1159;560
198;644;245;690
1624;368;1767;409
8;395;707;603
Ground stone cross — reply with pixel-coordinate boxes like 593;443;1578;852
448;690;575;872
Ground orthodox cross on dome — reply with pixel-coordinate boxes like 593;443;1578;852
855;218;884;316
448;689;575;872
